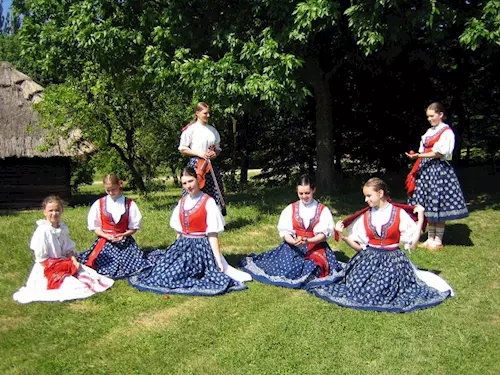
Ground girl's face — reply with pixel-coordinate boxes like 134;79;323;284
105;183;122;199
297;184;315;204
196;108;210;124
43;202;62;227
426;109;443;127
181;174;201;197
363;186;385;208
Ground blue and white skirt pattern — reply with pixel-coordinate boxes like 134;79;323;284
185;157;226;215
128;236;247;296
409;159;468;222
309;247;451;312
77;236;154;279
240;242;344;289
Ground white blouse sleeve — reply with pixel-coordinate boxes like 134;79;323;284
399;210;418;248
205;198;225;234
432;128;455;157
30;227;49;263
313;207;335;239
128;201;142;230
178;127;193;151
277;204;295;238
169;203;182;232
60;223;77;256
348;216;369;250
214;128;222;151
87;200;102;231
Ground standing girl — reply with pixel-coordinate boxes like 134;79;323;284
309;178;453;312
13;196;113;304
128;168;250;296
179;102;226;215
77;174;154;279
241;174;343;289
406;102;469;250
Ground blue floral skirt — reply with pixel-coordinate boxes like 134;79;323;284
309;247;451;312
77;236;155;279
240;242;344;289
409;159;468;222
185;157;226;215
128;236;247;296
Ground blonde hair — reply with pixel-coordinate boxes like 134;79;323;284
103;173;120;186
363;177;389;197
189;102;210;125
41;195;64;210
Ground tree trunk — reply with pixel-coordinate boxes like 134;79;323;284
312;73;335;194
231;116;238;176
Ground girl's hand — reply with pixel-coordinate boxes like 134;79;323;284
216;258;224;272
413;205;425;219
111;234;125;242
206;150;217;159
405;151;419;160
335;221;345;233
71;257;80;269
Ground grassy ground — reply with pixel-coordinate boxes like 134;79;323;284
1;166;499;375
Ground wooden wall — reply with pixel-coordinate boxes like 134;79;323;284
0;157;71;210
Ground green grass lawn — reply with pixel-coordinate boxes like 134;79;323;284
1;166;499;375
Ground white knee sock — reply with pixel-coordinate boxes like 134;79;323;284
427;223;437;243
434;226;445;246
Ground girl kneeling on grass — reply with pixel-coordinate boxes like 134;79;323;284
309;178;453;313
241;174;343;289
13;195;113;304
128;167;251;296
77;173;157;279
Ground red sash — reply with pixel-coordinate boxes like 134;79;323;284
292;201;330;277
334;200;427;241
179;194;210;234
42;258;78;290
405;125;451;197
86;197;132;268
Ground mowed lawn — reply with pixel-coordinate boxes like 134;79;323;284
1;166;499;375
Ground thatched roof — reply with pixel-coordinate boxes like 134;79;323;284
0;61;92;159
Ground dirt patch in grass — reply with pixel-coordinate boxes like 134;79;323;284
98;297;210;344
0;315;31;332
66;301;102;313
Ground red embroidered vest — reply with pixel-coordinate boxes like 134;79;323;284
179;194;210;234
363;205;401;250
292;201;325;252
99;197;132;234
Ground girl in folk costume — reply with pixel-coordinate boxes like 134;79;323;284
13;196;113;304
241;174;343;289
179;102;227;215
128;168;250;296
406;102;469;250
309;178;453;313
77;174;154;279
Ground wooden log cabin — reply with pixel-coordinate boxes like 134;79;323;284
0;62;86;209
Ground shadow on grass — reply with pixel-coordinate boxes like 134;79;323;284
333;250;351;263
443;223;473;246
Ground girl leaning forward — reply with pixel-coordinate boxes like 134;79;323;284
310;178;453;313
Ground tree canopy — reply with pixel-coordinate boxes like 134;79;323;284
8;0;500;193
